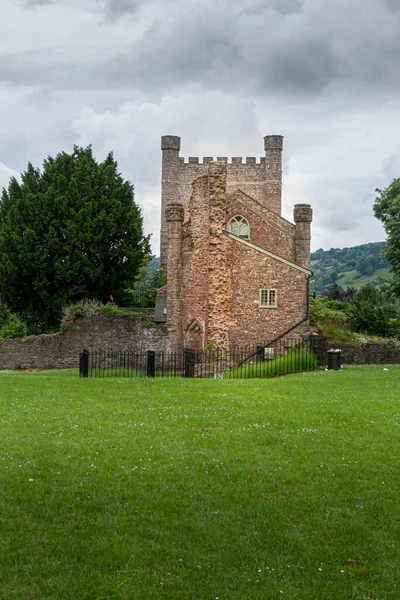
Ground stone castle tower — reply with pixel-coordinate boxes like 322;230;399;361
158;134;313;352
160;135;284;269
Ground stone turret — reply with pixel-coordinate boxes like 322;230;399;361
160;136;181;270
294;204;313;270
166;203;184;351
264;135;283;215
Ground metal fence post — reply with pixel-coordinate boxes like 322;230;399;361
184;349;196;377
147;350;156;378
79;349;89;378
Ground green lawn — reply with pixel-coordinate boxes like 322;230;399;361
1;367;399;599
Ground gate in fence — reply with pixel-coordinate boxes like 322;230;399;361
79;335;327;379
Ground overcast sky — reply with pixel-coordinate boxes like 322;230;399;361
1;0;400;253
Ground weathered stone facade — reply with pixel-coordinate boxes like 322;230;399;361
160;134;314;351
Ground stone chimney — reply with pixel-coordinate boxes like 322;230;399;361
294;204;313;270
264;135;283;215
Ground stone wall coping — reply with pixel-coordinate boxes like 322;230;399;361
179;157;267;165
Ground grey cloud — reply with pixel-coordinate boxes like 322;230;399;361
270;0;304;15
384;0;400;11
25;0;52;5
96;0;400;98
381;153;400;180
238;0;304;17
105;0;143;21
22;0;148;15
258;38;338;93
3;0;400;102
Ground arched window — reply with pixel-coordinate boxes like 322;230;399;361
228;215;250;240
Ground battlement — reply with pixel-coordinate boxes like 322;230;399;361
178;156;267;165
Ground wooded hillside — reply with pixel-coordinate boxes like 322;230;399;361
311;242;390;295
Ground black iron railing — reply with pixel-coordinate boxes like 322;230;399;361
79;335;327;379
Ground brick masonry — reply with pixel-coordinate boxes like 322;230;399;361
0;315;169;371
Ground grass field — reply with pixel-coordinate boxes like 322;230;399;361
336;268;391;291
1;367;399;599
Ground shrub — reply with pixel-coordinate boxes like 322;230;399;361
348;283;400;338
310;298;349;326
0;317;27;340
60;299;140;332
61;299;101;330
225;349;318;379
126;260;167;308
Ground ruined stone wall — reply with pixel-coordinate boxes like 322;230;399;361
226;241;309;347
207;163;233;351
0;316;169;371
328;340;400;365
181;176;210;350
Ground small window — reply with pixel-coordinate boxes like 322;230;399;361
260;289;277;308
228;215;249;239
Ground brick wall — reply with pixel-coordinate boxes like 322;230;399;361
328;341;400;365
227;241;309;347
0;315;169;371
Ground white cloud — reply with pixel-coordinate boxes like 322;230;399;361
0;162;20;192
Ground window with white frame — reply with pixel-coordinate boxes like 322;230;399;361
260;288;277;308
228;215;250;239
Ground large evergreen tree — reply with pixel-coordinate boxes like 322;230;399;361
0;146;150;331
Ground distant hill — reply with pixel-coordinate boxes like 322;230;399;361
311;242;391;295
149;257;160;270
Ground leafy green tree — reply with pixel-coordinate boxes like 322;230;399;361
0;146;150;332
348;283;400;338
0;298;12;329
0;317;27;340
374;179;400;295
0;298;27;339
126;258;166;308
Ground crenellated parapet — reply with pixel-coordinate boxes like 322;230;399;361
178;156;267;165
